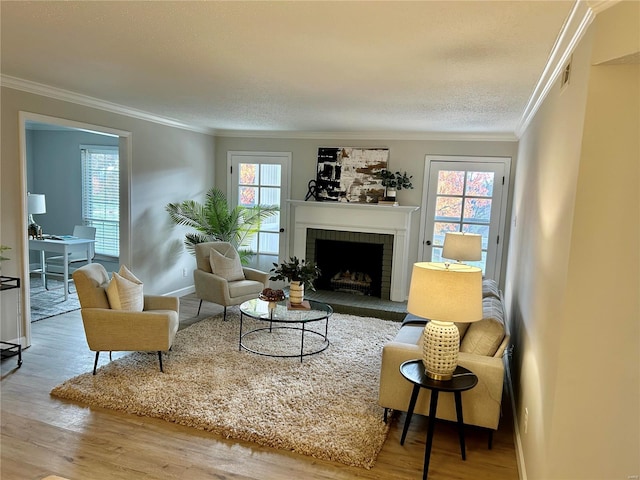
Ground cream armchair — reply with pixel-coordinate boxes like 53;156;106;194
72;263;179;374
194;242;269;320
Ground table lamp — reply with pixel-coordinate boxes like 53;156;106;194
27;193;46;238
442;232;482;264
407;262;483;380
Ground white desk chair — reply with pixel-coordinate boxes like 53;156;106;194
45;225;97;291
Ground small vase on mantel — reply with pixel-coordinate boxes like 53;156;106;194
385;187;397;201
289;281;304;305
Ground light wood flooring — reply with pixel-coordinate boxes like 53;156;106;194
1;295;519;480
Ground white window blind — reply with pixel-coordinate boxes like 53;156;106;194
81;146;119;257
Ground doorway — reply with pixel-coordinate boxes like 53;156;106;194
227;151;291;274
419;155;511;282
18;112;131;344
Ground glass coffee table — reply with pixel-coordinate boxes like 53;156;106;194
238;298;332;362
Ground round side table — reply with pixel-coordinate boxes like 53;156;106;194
399;359;478;480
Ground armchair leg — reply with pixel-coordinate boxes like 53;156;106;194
158;351;164;372
197;300;203;316
223;306;227;321
488;429;494;450
93;351;100;375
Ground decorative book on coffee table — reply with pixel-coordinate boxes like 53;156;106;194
287;300;311;310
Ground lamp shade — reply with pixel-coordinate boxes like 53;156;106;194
407;262;483;323
27;193;47;215
442;232;482;262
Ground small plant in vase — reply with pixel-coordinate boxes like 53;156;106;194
0;245;10;274
270;257;321;305
379;169;414;203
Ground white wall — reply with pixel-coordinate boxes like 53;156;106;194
505;2;640;478
1;87;215;342
214;136;518;282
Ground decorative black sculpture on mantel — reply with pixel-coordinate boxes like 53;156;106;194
305;180;320;201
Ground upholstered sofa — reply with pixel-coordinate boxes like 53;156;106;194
379;279;509;437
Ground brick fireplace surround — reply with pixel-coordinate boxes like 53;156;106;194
289;200;419;302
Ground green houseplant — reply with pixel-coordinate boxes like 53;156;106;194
166;187;278;264
270;257;321;304
0;245;10;262
270;257;321;290
379;169;414;190
378;169;414;202
0;245;10;273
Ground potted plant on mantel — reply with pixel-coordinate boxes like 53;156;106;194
269;257;321;305
379;169;414;204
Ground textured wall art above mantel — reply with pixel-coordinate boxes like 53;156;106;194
315;147;388;203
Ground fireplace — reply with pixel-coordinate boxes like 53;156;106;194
306;229;393;299
289;201;419;302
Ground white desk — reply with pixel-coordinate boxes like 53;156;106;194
29;238;95;301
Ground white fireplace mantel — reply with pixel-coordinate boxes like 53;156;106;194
288;200;419;302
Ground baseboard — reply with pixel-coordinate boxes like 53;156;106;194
165;285;194;298
505;355;527;480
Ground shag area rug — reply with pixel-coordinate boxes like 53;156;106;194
51;311;401;468
30;277;80;322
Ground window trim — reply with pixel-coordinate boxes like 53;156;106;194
81;144;120;257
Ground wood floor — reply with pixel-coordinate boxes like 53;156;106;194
1;295;520;480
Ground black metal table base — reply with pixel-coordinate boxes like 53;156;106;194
399;361;478;480
239;313;330;362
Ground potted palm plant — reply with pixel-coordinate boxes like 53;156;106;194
269;257;321;305
166;187;278;264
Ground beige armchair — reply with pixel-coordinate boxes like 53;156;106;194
72;263;180;374
194;242;269;320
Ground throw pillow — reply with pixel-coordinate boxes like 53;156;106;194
459;296;506;356
209;247;245;282
459;317;505;356
106;272;144;311
118;264;143;285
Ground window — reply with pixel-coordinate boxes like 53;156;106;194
81;146;119;257
422;156;510;281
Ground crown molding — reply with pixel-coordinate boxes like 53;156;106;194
1;76;517;143
0;75;213;135
213;129;518;142
515;0;595;138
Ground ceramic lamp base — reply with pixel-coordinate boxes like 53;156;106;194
422;320;460;381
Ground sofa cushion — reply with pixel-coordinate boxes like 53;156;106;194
482;278;500;299
106;271;144;311
209;247;245;282
228;279;264;298
482;296;504;323
460;296;505;356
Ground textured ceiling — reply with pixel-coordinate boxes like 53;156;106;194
1;1;578;136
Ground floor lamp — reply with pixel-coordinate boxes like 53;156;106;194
407;262;483;380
